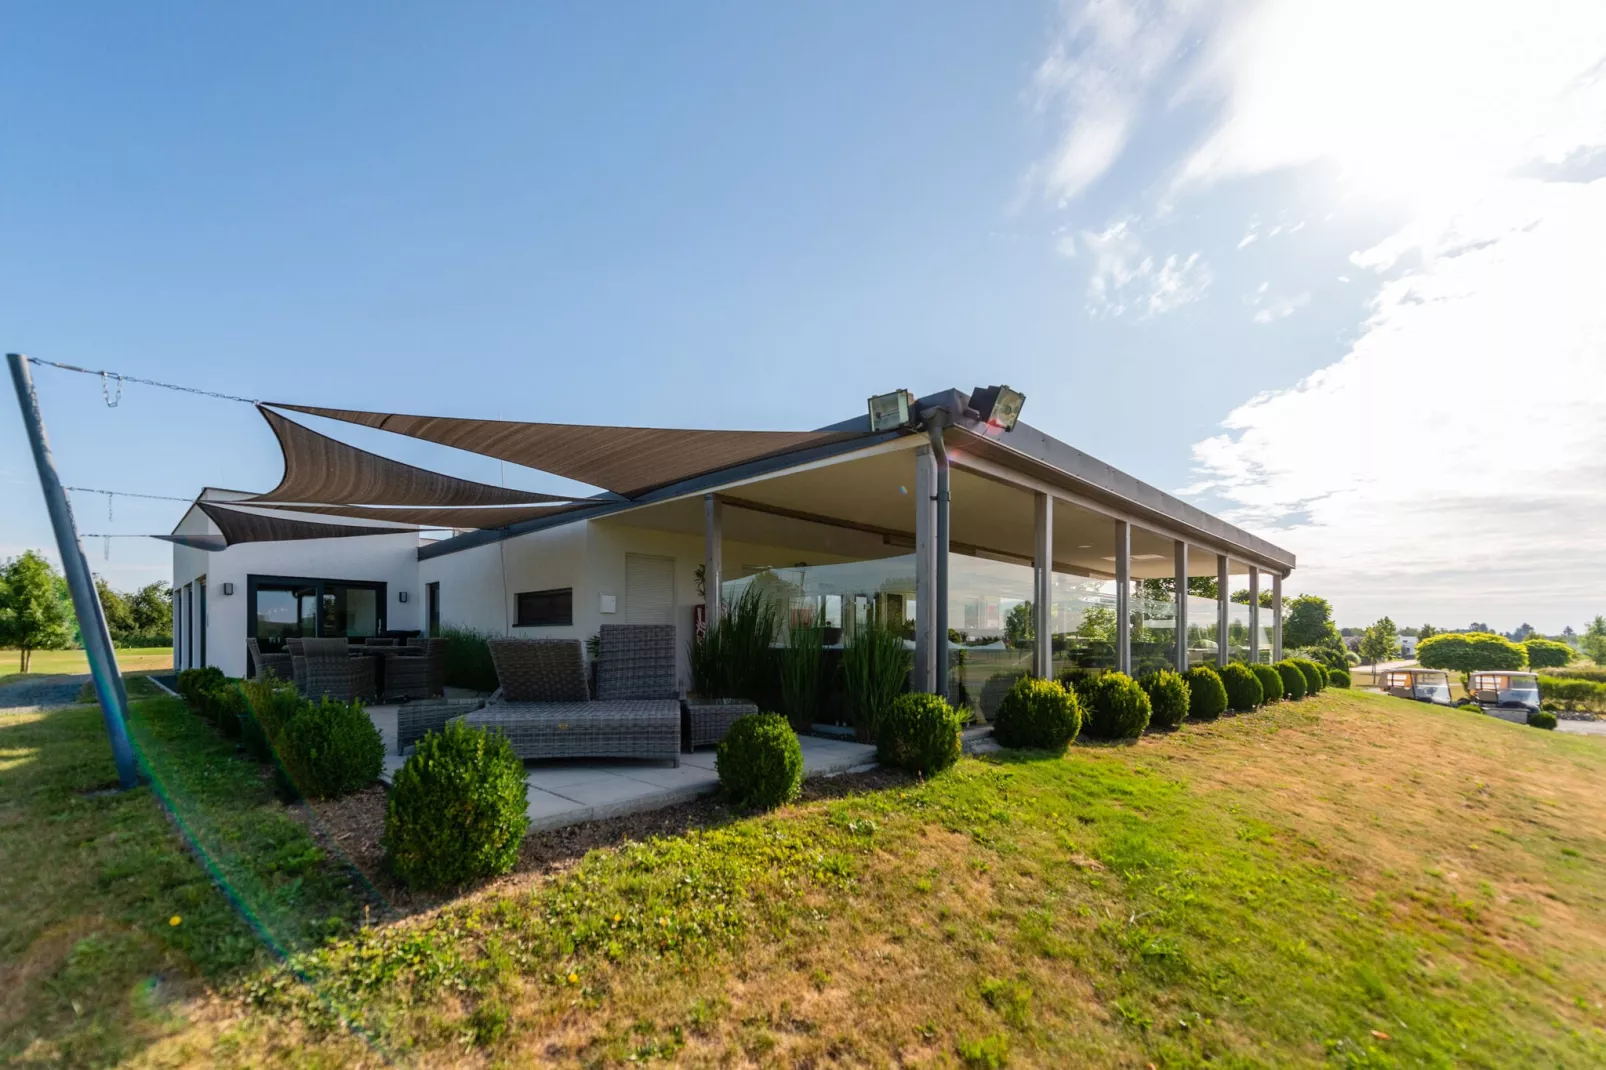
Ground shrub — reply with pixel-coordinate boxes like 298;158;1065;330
1539;675;1606;713
841;619;913;743
1218;662;1264;712
440;625;500;693
1138;669;1190;729
1328;668;1351;688
1182;666;1228;720
1418;631;1527;672
276;697;384;800
877;692;965;774
204;682;248;739
1297;646;1349;673
1055;667;1096;695
1290;657;1325;695
779;620;825;733
717;713;803;810
1550;666;1606;683
992;676;1082;751
241;676;306;763
1523;638;1574;669
383;720;529;890
114;631;173;649
1250;662;1285;703
177;666;225;708
1276;660;1307;701
1077;672;1151;740
1527;709;1558;730
1345;651;1361;667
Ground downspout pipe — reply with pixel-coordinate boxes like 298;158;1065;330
925;414;950;700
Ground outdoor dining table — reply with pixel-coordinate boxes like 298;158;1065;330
349;645;422;698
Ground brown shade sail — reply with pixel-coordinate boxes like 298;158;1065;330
265;500;583;529
246;406;583;507
269;402;869;497
198;502;419;546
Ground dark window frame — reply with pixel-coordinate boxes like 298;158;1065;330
515;587;573;628
246;574;388;645
426;581;441;637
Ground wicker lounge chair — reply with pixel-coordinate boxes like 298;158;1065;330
464;626;680;764
301;637;377;702
397;696;486;753
383;638;449;701
247;638;292;683
684;697;760;749
286;638;308;694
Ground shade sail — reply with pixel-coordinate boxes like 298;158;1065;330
198;502;419;546
269;402;870;497
266;500;583;529
246;406;581;507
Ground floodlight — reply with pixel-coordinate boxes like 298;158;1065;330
867;389;916;432
970;384;1025;431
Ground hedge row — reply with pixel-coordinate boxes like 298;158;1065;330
1539;675;1606;712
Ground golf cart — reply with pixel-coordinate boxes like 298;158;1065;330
1377;668;1454;705
1463;670;1542;723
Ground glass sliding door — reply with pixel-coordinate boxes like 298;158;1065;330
249;576;386;653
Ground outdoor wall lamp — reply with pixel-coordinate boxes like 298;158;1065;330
398;591;409;603
866;389;916;432
221;582;234;596
969;384;1025;432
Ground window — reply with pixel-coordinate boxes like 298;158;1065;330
247;575;386;652
426;582;441;637
515;587;573;627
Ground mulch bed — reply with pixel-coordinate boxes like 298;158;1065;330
289;763;917;919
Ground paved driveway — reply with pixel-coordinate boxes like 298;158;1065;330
0;674;88;713
1557;719;1606;738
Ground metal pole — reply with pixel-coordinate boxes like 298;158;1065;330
1173;540;1189;673
1115;520;1131;674
1216;554;1230;668
913;445;937;692
1248;569;1261;664
1033;491;1053;678
7;354;140;788
926;417;950;700
1272;572;1284;662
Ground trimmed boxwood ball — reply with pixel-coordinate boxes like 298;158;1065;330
1138;669;1191;729
717;712;804;810
1327;668;1351;689
1182;666;1228;721
877;692;965;775
1250;662;1285;703
383;719;529;890
1055;667;1096;696
1078;672;1152;740
276;697;385;800
993;676;1082;751
1528;709;1558;730
1276;660;1308;701
1291;658;1324;695
1217;662;1264;712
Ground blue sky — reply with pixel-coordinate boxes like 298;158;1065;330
4;2;1604;631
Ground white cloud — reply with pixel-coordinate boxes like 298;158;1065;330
1033;0;1210;203
1076;217;1211;317
1248;289;1309;324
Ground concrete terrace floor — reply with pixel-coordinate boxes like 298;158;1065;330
366;704;878;830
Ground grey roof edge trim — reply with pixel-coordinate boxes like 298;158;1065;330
418;429;908;561
822;387;1292;572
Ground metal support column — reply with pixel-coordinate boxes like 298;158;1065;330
7;353;140;789
1033;491;1053;678
1115;520;1131;675
913;445;938;692
1174;540;1189;672
927;420;951;700
1248;569;1261;664
1216;554;1230;668
1272;572;1284;662
703;493;723;624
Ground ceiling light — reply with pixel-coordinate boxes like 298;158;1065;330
969;384;1026;432
867;390;916;432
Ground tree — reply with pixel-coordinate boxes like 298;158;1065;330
1004;601;1033;648
1076;606;1115;641
0;551;74;672
1582;616;1606;665
1508;623;1535;642
1418;631;1527;672
127;581;173;634
1284;594;1341;650
95;578;134;637
1398;626;1419;637
1468;622;1491;634
1418;623;1438;641
1523;637;1574;669
1358;616;1400;667
1230;588;1275;608
1138;576;1219;602
1562;624;1577;644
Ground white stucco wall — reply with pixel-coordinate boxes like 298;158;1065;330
171;502;423;678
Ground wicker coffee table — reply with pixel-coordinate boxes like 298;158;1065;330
683;697;759;750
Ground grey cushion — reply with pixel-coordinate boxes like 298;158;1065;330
488;638;589;703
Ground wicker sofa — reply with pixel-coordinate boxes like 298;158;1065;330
462;625;680;765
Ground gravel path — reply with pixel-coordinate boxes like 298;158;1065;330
0;674;89;713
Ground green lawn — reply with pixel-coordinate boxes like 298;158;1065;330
7;683;1606;1067
0;678;363;1067
0;647;172;686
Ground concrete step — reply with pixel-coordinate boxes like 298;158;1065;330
962;725;1000;755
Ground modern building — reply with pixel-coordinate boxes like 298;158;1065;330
169;387;1295;718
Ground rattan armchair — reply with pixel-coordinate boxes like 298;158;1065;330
286;638;308;694
463;626;680;764
247;638;292;683
383;638;449;702
300;637;377;702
